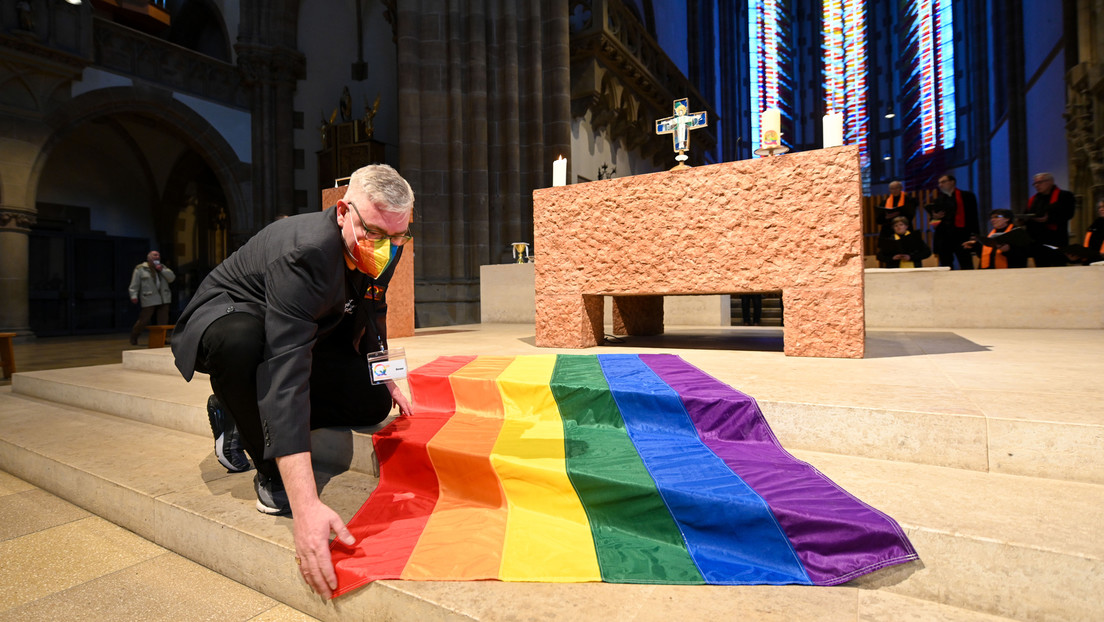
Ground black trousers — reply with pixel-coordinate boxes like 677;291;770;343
131;303;170;343
740;295;762;325
196;313;392;479
934;229;975;270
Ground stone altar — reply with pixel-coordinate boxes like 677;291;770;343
533;145;865;358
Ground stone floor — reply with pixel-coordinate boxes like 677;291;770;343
0;333;321;622
0;471;321;622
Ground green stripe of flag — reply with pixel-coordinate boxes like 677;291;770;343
550;355;704;584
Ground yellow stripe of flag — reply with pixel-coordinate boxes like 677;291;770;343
494;355;601;581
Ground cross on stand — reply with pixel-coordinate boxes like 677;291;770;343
655;98;708;170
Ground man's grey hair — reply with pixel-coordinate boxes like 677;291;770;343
351;164;414;214
1033;172;1054;182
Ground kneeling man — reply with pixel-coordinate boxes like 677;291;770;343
172;164;414;598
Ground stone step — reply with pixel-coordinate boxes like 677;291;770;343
10;364;385;476
30;354;1104;486
0;387;1087;621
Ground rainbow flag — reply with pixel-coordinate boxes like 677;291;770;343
331;354;917;596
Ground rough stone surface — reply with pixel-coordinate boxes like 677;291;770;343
533;146;865;357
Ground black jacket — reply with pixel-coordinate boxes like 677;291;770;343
171;206;401;458
877;230;932;268
927;189;980;238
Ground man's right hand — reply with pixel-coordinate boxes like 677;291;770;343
292;498;355;599
276;452;356;599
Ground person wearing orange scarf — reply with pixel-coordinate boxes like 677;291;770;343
1026;172;1076;267
875;180;918;238
963;209;1030;268
925;173;980;269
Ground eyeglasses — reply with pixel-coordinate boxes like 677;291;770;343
347;201;413;246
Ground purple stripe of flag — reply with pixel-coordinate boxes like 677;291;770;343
639;354;919;585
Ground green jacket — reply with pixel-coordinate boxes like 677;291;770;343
128;262;175;308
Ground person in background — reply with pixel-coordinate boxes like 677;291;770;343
740;294;762;326
1025;172;1076;267
877;216;931;269
875;180;918;238
926;174;980;269
128;250;175;345
963;209;1030;269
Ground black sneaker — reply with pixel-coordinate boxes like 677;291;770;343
207;395;252;473
254;471;291;515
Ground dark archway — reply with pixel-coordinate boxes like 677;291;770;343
26;86;249;335
163;150;231;311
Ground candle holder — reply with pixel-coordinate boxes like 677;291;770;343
754;128;790;156
753;145;790;157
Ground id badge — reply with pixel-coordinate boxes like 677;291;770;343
366;347;408;384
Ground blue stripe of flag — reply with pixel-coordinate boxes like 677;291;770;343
597;354;812;585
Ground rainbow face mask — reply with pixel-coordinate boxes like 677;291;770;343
345;205;399;279
350;233;397;279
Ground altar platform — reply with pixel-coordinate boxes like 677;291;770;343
2;324;1102;621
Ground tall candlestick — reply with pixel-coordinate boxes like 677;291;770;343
552;155;567;187
823;112;844;148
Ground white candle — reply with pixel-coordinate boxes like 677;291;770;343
761;108;781;144
552;155;567;187
823;112;844;148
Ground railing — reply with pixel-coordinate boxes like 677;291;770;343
92;16;247;109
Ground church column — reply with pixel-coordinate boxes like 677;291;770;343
236;44;304;231
397;0;570;326
0;207;36;336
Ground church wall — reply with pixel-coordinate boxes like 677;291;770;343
1021;0;1064;79
68;67;251;167
205;0;240;63
988;123;1012;214
36;123;159;242
293;0;398;213
570;111;660;185
71;68;133;99
172;93;252;164
1025;62;1071;188
650;0;689;77
1021;0;1071;189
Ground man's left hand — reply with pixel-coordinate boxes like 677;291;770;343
386;381;413;416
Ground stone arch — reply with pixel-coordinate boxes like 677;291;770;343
32;86;251;235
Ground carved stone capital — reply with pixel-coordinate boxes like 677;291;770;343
0;208;37;232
